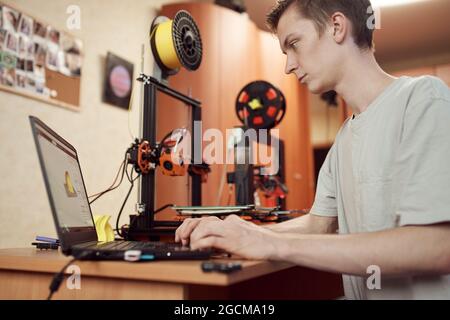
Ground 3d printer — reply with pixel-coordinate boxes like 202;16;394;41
119;10;208;240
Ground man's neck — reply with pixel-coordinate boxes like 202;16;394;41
334;50;397;115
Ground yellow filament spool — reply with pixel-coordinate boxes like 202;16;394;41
154;20;181;70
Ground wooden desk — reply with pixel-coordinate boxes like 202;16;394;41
0;248;343;300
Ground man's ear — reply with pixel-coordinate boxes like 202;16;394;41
330;12;348;44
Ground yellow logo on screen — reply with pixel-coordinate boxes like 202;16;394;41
64;171;77;198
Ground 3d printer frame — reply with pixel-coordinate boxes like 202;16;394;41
126;74;202;240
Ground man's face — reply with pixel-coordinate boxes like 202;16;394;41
277;5;341;94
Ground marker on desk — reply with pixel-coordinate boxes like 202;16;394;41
36;236;59;244
32;242;59;250
33;236;60;250
201;261;242;274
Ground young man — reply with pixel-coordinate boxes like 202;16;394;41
175;0;450;299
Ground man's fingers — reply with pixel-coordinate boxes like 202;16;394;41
175;216;222;244
190;236;224;251
190;220;224;244
175;218;197;244
175;219;187;242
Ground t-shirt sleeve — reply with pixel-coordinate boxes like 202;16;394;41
310;143;338;217
394;84;450;226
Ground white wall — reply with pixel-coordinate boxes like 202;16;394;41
0;0;187;248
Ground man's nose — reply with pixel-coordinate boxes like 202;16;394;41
285;54;299;75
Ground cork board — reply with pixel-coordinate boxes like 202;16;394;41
0;2;82;110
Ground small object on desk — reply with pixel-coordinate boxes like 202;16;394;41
35;236;59;244
32;242;59;250
201;261;242;274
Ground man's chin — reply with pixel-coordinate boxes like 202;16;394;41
306;84;324;95
307;82;333;95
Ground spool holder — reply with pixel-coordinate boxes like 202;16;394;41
127;73;202;241
226;129;286;210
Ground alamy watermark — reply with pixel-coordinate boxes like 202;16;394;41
66;264;81;290
367;5;382;30
366;265;381;290
169;123;281;176
66;5;81;30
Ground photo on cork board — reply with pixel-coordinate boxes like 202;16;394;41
5;31;18;54
60;34;82;77
25;58;33;73
15;69;26;90
18;34;28;58
46;27;60;46
0;29;6;51
102;52;134;110
2;65;15;87
26;37;34;59
25;73;36;92
33;20;47;39
34;42;46;67
18;14;32;37
16;57;25;71
0;50;17;69
2;6;20;32
45;43;58;71
35;77;45;95
0;65;4;85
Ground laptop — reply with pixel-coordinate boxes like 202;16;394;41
30;116;211;261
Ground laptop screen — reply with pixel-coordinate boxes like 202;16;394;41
34;121;95;233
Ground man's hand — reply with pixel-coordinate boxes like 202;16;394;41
175;216;221;246
175;214;277;260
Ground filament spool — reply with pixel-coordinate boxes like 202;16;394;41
236;81;287;130
150;10;203;77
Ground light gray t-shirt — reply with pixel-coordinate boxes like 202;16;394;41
310;76;450;299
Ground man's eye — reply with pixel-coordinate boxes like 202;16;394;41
290;41;299;49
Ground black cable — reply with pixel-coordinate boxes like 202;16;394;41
125;159;133;184
154;203;174;214
47;252;91;300
116;167;140;239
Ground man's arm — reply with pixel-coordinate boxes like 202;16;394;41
175;212;337;246
189;216;450;278
264;213;338;234
270;223;450;277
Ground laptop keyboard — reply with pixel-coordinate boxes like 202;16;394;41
90;241;185;251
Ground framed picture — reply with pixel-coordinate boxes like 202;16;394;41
102;52;134;110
